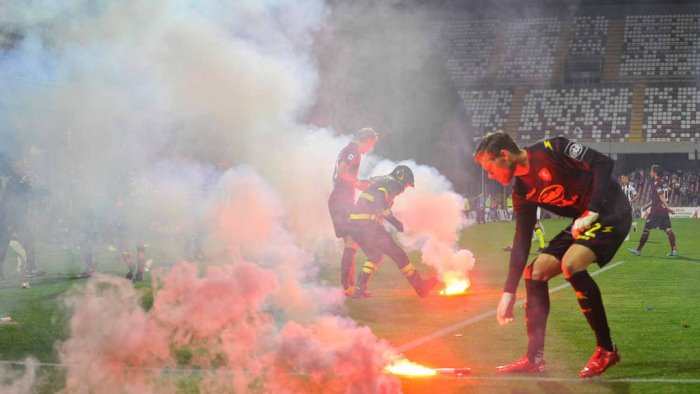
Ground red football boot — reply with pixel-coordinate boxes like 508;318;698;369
496;355;546;373
579;345;620;378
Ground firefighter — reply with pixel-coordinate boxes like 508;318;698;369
348;165;437;298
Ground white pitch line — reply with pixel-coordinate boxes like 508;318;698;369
2;359;698;385
396;261;626;353
436;375;700;384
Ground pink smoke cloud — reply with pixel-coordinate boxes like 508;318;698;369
60;262;400;393
58;168;399;393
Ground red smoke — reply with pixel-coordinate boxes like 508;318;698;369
59;168;401;393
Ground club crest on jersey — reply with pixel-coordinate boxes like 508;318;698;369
537;184;579;206
565;141;587;161
538;168;552;182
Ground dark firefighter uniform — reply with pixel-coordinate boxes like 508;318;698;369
347;166;436;298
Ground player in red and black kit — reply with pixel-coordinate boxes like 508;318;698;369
328;128;378;294
474;131;631;378
628;165;677;257
348;165;437;298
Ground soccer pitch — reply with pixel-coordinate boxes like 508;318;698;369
346;218;700;393
0;219;698;393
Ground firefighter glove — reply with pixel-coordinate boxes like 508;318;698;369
386;215;404;232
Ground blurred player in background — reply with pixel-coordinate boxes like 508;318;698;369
628;165;677;257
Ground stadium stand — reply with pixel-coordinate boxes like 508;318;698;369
459;90;512;133
438;20;499;85
498;17;561;81
644;85;700;141
621;14;700;78
518;87;633;142
568;16;609;56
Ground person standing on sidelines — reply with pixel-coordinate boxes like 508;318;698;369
619;174;639;241
328;128;378;294
474;131;631;378
628;165;677;257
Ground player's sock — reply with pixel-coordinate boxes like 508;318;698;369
637;229;650;251
568;271;613;351
525;279;549;363
340;247;357;289
666;229;676;250
535;228;545;249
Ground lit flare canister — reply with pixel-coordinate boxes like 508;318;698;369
434;367;471;376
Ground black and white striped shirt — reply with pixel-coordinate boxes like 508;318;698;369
621;183;637;202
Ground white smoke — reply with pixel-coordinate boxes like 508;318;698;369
0;0;474;391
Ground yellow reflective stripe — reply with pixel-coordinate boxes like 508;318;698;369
544;140;553;150
378;187;388;200
359;193;374;202
349;213;377;220
382;209;392;217
363;261;377;269
400;263;415;276
362;267;374;273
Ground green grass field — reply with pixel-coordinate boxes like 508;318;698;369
344;218;700;393
1;219;699;393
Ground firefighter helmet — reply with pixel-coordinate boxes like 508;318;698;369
391;165;414;187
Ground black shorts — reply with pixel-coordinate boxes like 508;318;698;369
541;207;632;267
644;213;672;230
328;193;353;239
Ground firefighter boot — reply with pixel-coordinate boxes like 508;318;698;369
352;261;378;298
402;264;437;298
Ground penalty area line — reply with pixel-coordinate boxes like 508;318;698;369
395;261;626;353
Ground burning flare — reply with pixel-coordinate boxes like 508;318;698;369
438;271;470;296
384;357;472;378
384;358;436;377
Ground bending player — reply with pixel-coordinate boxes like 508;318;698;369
474;131;631;378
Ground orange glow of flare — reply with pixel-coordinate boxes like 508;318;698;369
439;271;471;295
384;358;436;377
439;279;470;296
